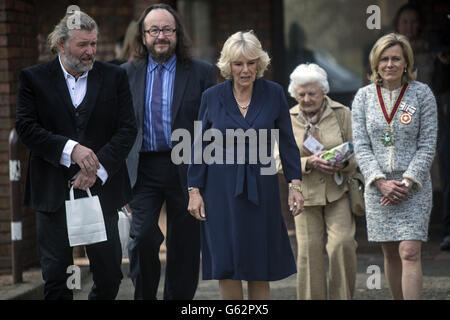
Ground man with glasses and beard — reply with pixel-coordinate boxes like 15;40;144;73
15;10;137;299
121;3;216;300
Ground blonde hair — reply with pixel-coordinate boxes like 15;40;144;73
288;63;329;98
47;10;98;54
368;33;416;85
119;20;138;61
217;30;270;79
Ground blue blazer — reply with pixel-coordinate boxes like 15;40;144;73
188;78;302;205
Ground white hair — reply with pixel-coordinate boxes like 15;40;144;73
287;63;329;98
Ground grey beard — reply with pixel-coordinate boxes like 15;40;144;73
61;53;95;74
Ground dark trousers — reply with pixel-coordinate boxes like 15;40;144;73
128;152;200;300
36;204;123;300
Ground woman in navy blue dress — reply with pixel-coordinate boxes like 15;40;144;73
187;31;304;300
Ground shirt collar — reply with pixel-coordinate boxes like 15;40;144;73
58;55;89;80
147;54;177;73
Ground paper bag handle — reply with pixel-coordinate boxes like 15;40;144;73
69;185;93;201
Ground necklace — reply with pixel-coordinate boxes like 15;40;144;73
376;83;408;147
233;90;251;110
236;101;249;109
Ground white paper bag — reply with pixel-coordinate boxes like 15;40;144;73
118;206;132;259
65;186;107;247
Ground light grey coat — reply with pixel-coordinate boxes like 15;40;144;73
352;81;437;241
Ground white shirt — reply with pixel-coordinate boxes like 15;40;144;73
58;55;108;184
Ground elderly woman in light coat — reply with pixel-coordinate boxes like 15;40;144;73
276;63;358;300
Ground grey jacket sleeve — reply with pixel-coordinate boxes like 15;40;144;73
402;84;438;188
351;87;386;186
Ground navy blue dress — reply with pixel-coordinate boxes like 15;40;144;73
187;79;302;281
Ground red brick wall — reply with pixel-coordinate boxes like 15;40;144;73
0;0;38;273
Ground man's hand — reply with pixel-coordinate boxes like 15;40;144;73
71;144;100;175
72;170;97;190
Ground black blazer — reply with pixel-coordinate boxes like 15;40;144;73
122;57;216;196
15;58;137;213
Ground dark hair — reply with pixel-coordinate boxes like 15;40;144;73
134;3;191;64
393;3;425;35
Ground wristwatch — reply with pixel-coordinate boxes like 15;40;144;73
188;187;197;192
401;179;410;189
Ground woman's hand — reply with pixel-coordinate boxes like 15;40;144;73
187;188;206;221
375;179;409;205
289;179;305;216
306;151;344;175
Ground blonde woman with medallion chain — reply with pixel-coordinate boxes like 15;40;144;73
352;33;437;300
